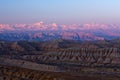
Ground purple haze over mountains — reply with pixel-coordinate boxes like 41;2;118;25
0;22;120;41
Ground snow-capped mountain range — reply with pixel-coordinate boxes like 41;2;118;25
0;21;120;41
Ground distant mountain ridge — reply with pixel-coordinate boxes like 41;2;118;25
0;22;120;41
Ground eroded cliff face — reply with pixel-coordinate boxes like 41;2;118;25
0;48;120;80
20;48;120;67
0;40;120;80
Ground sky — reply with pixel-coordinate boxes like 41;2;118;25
0;0;120;24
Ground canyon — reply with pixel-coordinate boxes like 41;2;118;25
0;39;120;80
